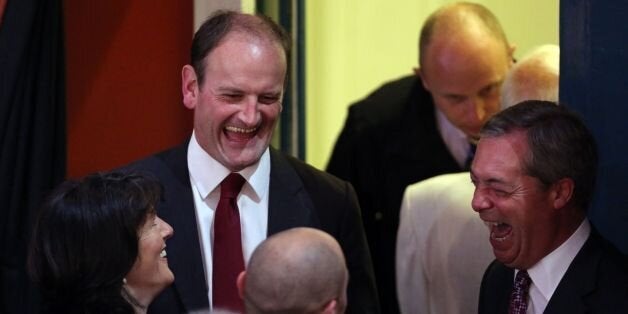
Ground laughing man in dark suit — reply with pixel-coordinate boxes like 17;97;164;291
471;101;628;314
126;11;378;314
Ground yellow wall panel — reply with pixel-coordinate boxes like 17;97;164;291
305;0;558;169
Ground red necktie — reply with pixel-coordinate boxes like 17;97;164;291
212;173;246;313
508;270;531;314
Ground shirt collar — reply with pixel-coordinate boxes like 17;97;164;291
435;108;471;167
521;218;591;301
187;131;269;201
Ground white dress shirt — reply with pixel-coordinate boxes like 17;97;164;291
187;132;270;310
435;108;474;168
396;172;494;314
520;219;591;314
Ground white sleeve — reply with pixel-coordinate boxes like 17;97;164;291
396;186;429;314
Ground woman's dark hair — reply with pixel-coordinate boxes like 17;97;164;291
28;171;162;313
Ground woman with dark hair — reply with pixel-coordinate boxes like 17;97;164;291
28;171;174;313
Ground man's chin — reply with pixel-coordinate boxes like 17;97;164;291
222;151;264;171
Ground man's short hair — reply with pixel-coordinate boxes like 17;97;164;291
480;100;598;210
500;45;560;109
190;10;291;85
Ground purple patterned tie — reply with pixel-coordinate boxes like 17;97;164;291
213;173;246;313
509;270;531;314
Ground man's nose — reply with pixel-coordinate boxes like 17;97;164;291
466;97;487;122
475;99;488;121
471;187;491;213
240;97;260;125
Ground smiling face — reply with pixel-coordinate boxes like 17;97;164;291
182;32;286;172
470;132;564;269
419;33;512;139
125;214;174;297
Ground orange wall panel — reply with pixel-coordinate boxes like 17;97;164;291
65;0;193;178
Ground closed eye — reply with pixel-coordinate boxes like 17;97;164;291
491;188;510;197
445;94;466;103
220;94;244;103
479;82;501;98
259;94;281;105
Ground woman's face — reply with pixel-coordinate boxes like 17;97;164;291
125;214;174;296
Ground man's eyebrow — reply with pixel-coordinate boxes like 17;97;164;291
215;86;242;93
471;173;510;186
480;80;503;91
260;91;282;96
443;92;465;98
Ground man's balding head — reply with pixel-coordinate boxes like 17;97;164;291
417;2;514;139
419;2;511;67
238;228;348;314
500;44;560;109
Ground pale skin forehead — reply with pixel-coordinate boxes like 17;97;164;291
205;30;287;73
471;131;529;183
421;4;510;69
424;29;508;71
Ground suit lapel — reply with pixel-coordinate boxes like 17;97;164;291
157;144;210;311
543;232;599;314
492;262;514;314
267;148;319;236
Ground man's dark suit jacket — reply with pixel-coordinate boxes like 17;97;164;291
327;75;462;313
126;144;379;314
478;230;628;314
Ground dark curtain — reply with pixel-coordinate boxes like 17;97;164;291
0;0;66;312
561;0;628;254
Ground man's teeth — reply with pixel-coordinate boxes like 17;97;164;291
225;126;257;133
160;249;167;258
488;221;511;241
484;221;503;228
492;234;507;242
484;221;505;227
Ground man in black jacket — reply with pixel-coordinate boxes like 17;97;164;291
127;10;378;314
472;100;628;314
327;3;514;312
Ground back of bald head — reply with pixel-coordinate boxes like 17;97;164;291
243;228;348;314
419;2;510;67
500;44;560;109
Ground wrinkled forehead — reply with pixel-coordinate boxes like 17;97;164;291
476;132;530;171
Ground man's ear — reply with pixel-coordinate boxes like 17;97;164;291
236;271;246;300
182;65;199;109
551;177;574;209
414;67;430;90
321;299;337;314
508;43;517;66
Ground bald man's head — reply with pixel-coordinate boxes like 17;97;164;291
417;2;514;139
238;228;348;314
500;44;560;109
419;2;511;68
